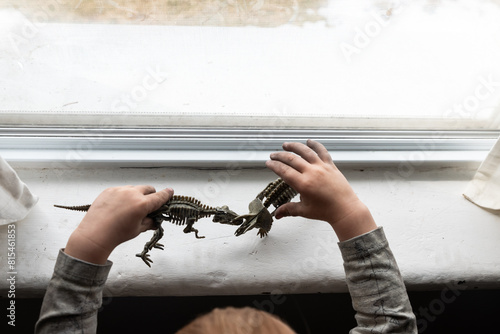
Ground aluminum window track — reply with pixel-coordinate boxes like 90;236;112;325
0;127;497;168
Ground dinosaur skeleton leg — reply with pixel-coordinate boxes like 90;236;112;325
136;224;164;267
183;218;205;239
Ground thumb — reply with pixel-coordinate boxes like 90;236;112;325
147;187;174;213
275;202;304;220
140;216;157;232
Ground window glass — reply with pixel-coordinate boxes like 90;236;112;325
1;0;499;129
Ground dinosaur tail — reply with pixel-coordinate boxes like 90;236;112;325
54;204;91;212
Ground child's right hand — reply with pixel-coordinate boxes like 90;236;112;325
266;139;377;241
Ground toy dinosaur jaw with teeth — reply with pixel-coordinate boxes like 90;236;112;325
212;205;242;225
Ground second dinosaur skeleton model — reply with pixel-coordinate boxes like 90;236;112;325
54;196;241;267
233;178;298;238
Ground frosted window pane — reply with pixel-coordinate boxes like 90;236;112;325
0;0;499;129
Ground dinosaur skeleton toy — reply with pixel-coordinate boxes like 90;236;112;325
54;178;298;266
54;196;240;267
232;178;298;237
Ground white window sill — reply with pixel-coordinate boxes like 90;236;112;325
2;162;500;297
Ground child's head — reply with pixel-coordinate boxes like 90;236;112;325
176;306;295;334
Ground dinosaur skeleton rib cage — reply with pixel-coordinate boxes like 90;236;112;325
261;179;298;210
162;196;216;226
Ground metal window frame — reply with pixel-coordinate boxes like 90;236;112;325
0;127;497;169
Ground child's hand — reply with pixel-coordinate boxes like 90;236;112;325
64;185;174;264
266;140;377;241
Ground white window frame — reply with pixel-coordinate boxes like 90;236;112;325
2;1;499;169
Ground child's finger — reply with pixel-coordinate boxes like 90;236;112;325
282;141;322;164
134;185;157;195
274;202;303;220
265;159;302;185
307;139;334;165
269;151;309;173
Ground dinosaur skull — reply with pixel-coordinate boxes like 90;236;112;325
212;205;242;225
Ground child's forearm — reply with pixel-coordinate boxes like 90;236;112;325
37;185;173;332
65;229;113;265
35;250;112;333
328;202;378;242
339;227;417;333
